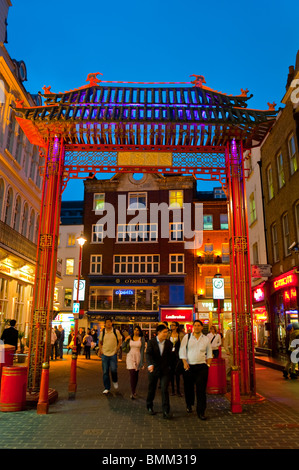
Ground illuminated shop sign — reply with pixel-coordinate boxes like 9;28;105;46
115;289;134;295
273;273;297;291
253;307;267;321
253;287;265;302
160;308;193;322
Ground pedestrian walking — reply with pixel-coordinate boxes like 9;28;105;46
50;328;57;360
76;328;83;355
179;319;213;420
58;324;65;358
206;325;222;358
67;330;74;354
1;319;18;351
98;318;122;394
122;325;145;399
146;323;173;419
167;321;184;396
54;326;60;359
83;328;93;359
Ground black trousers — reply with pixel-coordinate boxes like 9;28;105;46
146;372;170;413
183;364;209;416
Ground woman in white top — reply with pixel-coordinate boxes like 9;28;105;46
122;325;145;399
206;325;222;358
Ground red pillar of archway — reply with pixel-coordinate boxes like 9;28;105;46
26;135;64;413
226;139;256;402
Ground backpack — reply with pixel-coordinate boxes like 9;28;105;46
100;327;118;346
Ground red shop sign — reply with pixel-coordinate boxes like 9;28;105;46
160;308;193;322
273;272;298;291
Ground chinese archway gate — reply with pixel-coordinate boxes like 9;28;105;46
14;74;277;413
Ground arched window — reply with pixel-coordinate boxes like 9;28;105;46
4;187;13;226
13;195;22;232
30;146;39;182
0;179;4;221
6;112;16;154
15;127;24;164
34;215;40;244
28;209;35;241
21;202;29;237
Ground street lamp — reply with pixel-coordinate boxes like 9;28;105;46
68;233;86;399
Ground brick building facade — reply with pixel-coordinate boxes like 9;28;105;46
80;173;230;337
260;51;299;356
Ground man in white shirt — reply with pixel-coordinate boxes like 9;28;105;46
179;320;213;420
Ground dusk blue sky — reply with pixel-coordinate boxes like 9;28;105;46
6;0;299;200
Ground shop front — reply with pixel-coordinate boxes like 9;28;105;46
270;269;299;356
86;276;162;339
197;299;232;335
252;283;271;354
52;312;75;346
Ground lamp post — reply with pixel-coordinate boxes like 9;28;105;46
68;234;86;399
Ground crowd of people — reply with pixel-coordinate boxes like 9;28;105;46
2;316;299;420
96;318;232;421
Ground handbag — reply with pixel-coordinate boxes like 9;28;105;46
122;339;131;354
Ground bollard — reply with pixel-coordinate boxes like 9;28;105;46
37;362;50;415
230;366;242;413
68;353;78;399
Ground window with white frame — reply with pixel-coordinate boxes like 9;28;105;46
128;192;147;210
13;196;21;232
222;243;229;263
276;152;285;189
64;288;73;307
267;164;274;201
0;278;8;323
93;193;105;211
67;234;76;246
169;222;183;241
169;254;184;273
114;254;160;274
203;215;213;230
92;223;104;243
249;193;257;224
65;258;75;275
272;223;279;263
288;134;298;175
117;223;157;242
252;242;259;264
282;212;290;257
220;213;228;229
90;255;102;274
14;283;24;325
169;190;184;208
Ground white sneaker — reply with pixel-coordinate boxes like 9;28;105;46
113;382;119;390
102;389;109;394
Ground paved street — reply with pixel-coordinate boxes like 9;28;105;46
0;351;298;452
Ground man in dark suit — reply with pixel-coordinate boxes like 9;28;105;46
146;324;173;419
1;319;18;351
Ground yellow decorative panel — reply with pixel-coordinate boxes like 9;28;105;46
118;152;172;167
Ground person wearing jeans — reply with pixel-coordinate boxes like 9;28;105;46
98;319;122;394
